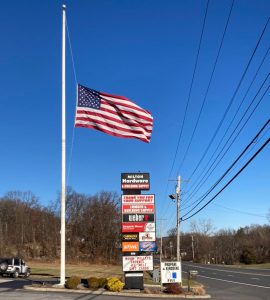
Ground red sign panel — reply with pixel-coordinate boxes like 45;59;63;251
122;222;155;233
122;204;155;214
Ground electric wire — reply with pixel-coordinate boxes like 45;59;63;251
181;137;270;221
181;119;269;217
182;72;270;207
182;118;270;211
159;0;210;221
183;44;270;204
213;203;267;218
167;0;210;179
186;16;270;183
177;0;234;174
181;125;270;212
183;71;270;206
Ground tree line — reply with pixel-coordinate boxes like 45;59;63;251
0;190;269;265
164;219;270;264
0;189;121;263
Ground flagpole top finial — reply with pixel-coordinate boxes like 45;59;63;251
62;4;66;9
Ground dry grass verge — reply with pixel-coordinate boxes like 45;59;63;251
28;260;123;279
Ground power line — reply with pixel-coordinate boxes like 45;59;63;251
177;0;235;174
161;0;210;221
182;124;269;212
186;16;270;183
181;137;270;221
168;0;210;179
183;42;270;203
181;119;269;216
182;73;270;207
213;203;267;218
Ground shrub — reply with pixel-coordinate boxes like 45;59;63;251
192;286;206;296
98;277;107;288
163;283;184;294
240;248;256;264
106;277;125;292
65;276;81;289
87;277;100;289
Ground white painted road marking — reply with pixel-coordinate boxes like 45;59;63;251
198;274;270;289
183;263;270;277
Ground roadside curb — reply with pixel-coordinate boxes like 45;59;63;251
24;285;211;298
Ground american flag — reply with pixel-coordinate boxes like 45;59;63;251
75;84;153;143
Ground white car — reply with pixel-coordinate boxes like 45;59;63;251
0;258;30;278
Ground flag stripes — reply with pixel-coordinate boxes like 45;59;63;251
75;84;153;142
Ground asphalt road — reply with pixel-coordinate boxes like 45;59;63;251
1;264;270;299
182;262;270;300
0;277;157;300
0;277;198;300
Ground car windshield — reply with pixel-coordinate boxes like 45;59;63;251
0;258;12;265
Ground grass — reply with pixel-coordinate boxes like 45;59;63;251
28;260;204;288
143;271;200;287
28;260;123;279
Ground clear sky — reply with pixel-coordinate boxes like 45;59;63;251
0;0;269;235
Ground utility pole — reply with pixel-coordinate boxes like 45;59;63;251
176;175;181;262
191;235;195;262
169;175;182;262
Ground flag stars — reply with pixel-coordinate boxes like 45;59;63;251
78;85;101;109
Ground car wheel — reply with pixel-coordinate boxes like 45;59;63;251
12;270;19;278
0;262;8;272
24;269;30;278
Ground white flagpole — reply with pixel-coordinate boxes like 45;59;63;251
60;4;66;286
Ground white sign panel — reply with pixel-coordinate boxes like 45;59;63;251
123;255;153;272
145;222;155;232
122;194;155;204
161;261;182;284
139;232;156;242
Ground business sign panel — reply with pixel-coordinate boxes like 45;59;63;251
139;241;157;252
122;204;155;214
161;261;182;284
121;173;150;190
122;233;139;241
122;242;139;252
122;222;155;233
139;232;156;242
122;214;155;222
123;255;153;271
122;194;154;204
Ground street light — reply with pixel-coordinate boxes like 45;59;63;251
169;194;176;200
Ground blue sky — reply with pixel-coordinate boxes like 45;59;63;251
0;0;269;234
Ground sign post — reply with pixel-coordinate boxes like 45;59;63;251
121;173;155;290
